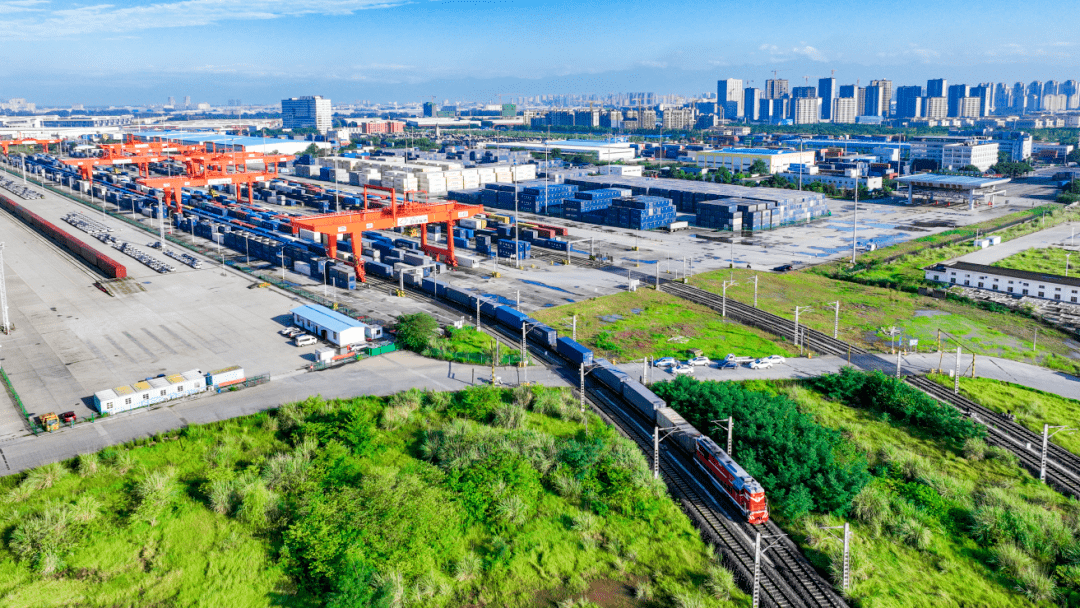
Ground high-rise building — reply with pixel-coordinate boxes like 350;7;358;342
167;96;175;107
863;85;885;117
818;77;837;120
575;109;600;128
895;86;923;118
832;98;857;124
662;108;696;130
1012;82;1027;112
717;79;744;118
927;79;947;98
924;97;948;120
792;98;820;124
1044;80;1060;95
838;85;865;116
791;86;816;99
870;80;892;116
423;102;436;117
995;83;1011;112
958;97;981;118
947;85;969;117
282;95;332;133
1063;80;1080;110
765;79;789;99
183;96;191;107
743;88;763;121
969;85;993;117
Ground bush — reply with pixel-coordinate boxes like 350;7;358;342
653;377;871;518
962;438;987;461
394;313;438;352
808;368;985;447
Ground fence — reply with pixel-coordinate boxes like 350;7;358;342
0;368;38;434
425;348;526;366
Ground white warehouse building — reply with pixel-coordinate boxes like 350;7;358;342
290;304;380;347
94;370;207;414
924;261;1080;303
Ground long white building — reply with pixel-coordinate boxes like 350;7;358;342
924;261;1080;303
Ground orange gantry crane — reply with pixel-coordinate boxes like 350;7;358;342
98;139;203;157
63;152;170;180
182;151;293;176
289;184;482;283
136;152;293;213
0;137;63;154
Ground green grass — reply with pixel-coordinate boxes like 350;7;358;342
436;325;497;355
780;384;1077;607
927;375;1080;457
689;268;1080;374
993;247;1077;277
531;289;793;363
0;390;745;608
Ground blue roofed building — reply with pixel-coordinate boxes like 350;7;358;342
129;130;330;155
290;304;379;347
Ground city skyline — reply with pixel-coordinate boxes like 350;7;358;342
1;0;1079;105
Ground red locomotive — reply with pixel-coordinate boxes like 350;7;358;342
694;435;769;524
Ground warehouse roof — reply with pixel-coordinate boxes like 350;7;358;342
925;261;1080;289
699;148;809;155
291;304;368;333
895;174;1010;188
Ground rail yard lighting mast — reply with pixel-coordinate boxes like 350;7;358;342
752;533;788;608
1041;424;1077;483
794;305;813;354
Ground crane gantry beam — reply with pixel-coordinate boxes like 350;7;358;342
0;138;63;154
289;187;482;283
63;153;170;180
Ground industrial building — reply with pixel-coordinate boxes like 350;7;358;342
130;131;328;155
924;261;1080;303
93;370;207;414
690;148;816;174
895;174;1010;209
282;95;332;134
778;165;883;190
290;304;376;347
940;141;999;171
481;138;636;162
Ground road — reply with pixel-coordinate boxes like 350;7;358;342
951;221;1080;265
0;351;568;474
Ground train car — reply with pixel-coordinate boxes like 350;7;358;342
496;306;529;330
592;359;629;392
445;285;475;308
556;337;593;367
622;379;665;418
479;298;503;318
527;322;557;350
693;435;769;524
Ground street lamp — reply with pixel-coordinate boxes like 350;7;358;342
721;280;737;317
794;305;813;354
851;161;863;264
1041;424;1077;483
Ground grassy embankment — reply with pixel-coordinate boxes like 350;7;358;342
690;269;1080;374
531;289;792;363
710;376;1079;607
993;247;1079;276
0;387;745;608
927;375;1080;457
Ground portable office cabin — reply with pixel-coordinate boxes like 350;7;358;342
290;304;368;347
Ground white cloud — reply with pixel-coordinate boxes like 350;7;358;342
638;60;668;68
0;0;406;39
791;45;826;62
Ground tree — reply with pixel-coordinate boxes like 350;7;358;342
960;164;982;173
990;160;1034;178
748;159;768;175
394;313;438;352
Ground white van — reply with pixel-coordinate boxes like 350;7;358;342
294;334;317;347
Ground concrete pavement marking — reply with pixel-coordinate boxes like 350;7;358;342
103;335;138;364
159;325;198;351
122;330;159;362
142;328;178;356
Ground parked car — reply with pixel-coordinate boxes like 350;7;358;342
281;327;302;337
761;355;786;365
773;264;794;272
294;335;317;347
654;357;678;368
671;364;695;376
724;353;754;363
717;360;739;370
749;359;774;370
60;411;77;424
686;356;712;367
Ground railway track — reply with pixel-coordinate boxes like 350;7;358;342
529;248;609;269
378;276;846;607
649;278;1080;498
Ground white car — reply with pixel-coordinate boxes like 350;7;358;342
761;355;786;365
670;364;695;376
748;359;774;370
686;356;712;367
654;357;678;368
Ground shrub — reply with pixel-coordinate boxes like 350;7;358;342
962;438;987;461
78;453;99;477
492;403;525;429
704;566;735;599
453;551;481;582
24;462;66;490
135;468;178;521
653;376;871;518
9;505;73;573
394;313;438;352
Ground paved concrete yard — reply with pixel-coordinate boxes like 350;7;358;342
953;222;1080;265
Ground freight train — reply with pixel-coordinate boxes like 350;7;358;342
415;277;769;524
0;194;127;279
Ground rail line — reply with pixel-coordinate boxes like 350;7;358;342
648;277;1080;498
379;275;846;607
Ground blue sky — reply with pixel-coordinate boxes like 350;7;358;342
2;0;1077;106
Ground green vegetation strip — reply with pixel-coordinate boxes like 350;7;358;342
690;268;1080;374
0;368;36;434
992;247;1078;276
0;388;747;607
927;375;1080;457
531;289;792;363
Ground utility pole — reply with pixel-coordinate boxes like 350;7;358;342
572;314;577;340
752;274;759;308
1041;424;1076;482
832;300;840;339
794;306;812;354
722;280;737;317
476;298;480;331
655;262;661;291
0;244;8;335
851;162;861;264
752;533;787;608
1033;327;1038;352
954;346;961;394
653;425;676;479
818;523;852;594
713;417;733;454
